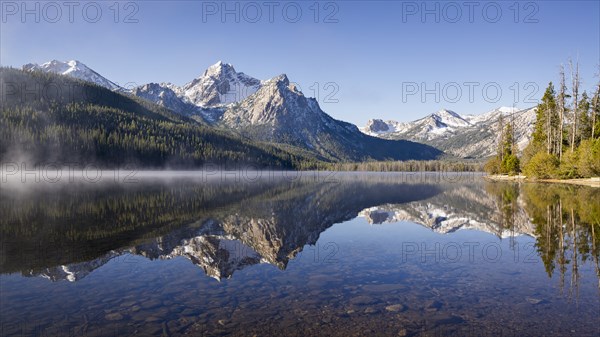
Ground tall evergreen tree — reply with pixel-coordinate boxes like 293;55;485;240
532;82;558;155
578;91;591;140
497;113;505;163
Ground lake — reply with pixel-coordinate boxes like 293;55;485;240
1;172;599;336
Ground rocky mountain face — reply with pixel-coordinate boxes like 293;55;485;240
132;83;201;116
132;62;262;121
361;107;537;158
179;61;262;107
219;74;369;159
148;62;442;161
219;74;443;161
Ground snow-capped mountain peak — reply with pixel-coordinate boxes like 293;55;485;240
430;109;471;127
23;59;123;91
498;106;520;113
182;61;262;107
464;106;520;124
203;60;233;77
260;74;293;95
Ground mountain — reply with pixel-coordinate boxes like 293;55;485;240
129;62;262;121
131;61;442;161
22;60;124;91
361;107;537;158
217;74;442;161
22;59;442;161
179;61;262;107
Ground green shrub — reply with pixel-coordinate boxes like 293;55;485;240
558;150;580;179
577;138;600;177
523;152;559;179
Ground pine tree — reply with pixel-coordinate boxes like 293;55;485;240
497;113;505;163
532;82;558;155
500;122;520;175
578;91;591;140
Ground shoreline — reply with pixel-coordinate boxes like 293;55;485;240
484;175;600;188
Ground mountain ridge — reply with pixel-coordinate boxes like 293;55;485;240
21;59;442;162
23;60;125;92
361;107;537;158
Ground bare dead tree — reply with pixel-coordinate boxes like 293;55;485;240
593;81;599;140
511;108;516;150
558;65;566;160
558;199;566;293
546;91;552;154
592;64;600;140
497;113;505;163
570;59;580;151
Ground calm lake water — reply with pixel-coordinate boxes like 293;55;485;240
1;172;599;336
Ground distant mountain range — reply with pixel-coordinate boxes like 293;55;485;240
13;60;441;163
19;59;537;160
360;107;537;158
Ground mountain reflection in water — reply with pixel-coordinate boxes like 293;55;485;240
0;172;598;336
2;173;442;280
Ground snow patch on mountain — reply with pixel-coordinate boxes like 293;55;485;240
132;82;202;116
23;60;124;91
361;109;471;138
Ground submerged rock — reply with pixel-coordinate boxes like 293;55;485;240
526;297;544;305
385;304;406;312
364;307;379;314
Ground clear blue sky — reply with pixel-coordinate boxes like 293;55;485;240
2;1;599;125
